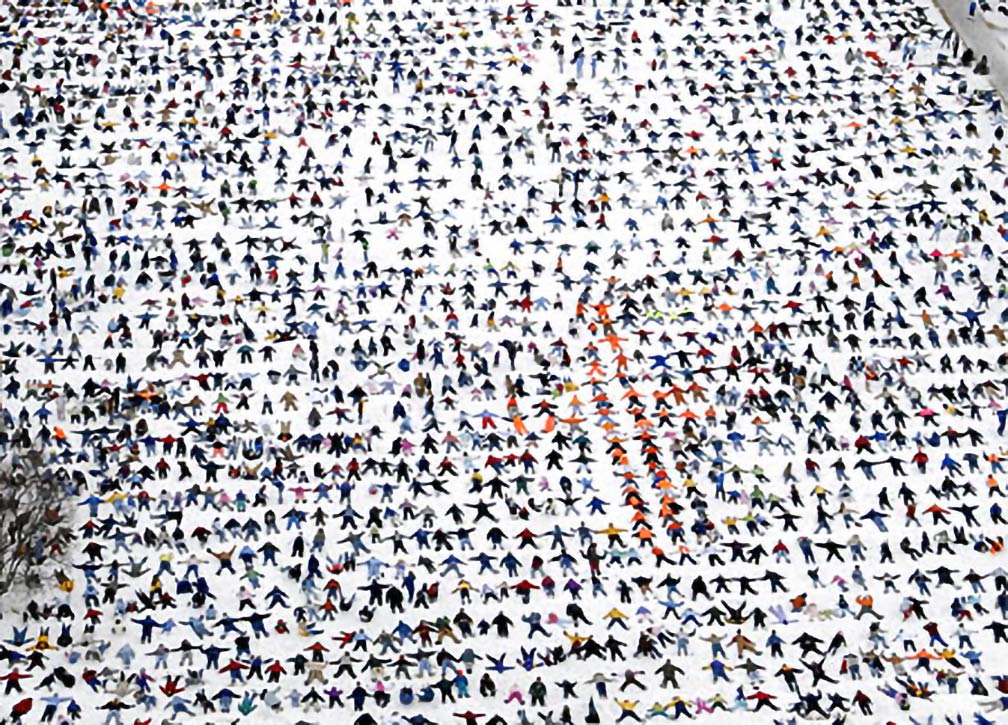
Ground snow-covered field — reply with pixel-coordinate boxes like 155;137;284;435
0;0;1007;723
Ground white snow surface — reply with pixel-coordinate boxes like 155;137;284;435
0;0;1006;724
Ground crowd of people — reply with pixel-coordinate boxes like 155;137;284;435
0;0;1007;722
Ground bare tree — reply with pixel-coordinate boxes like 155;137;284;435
0;430;73;596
